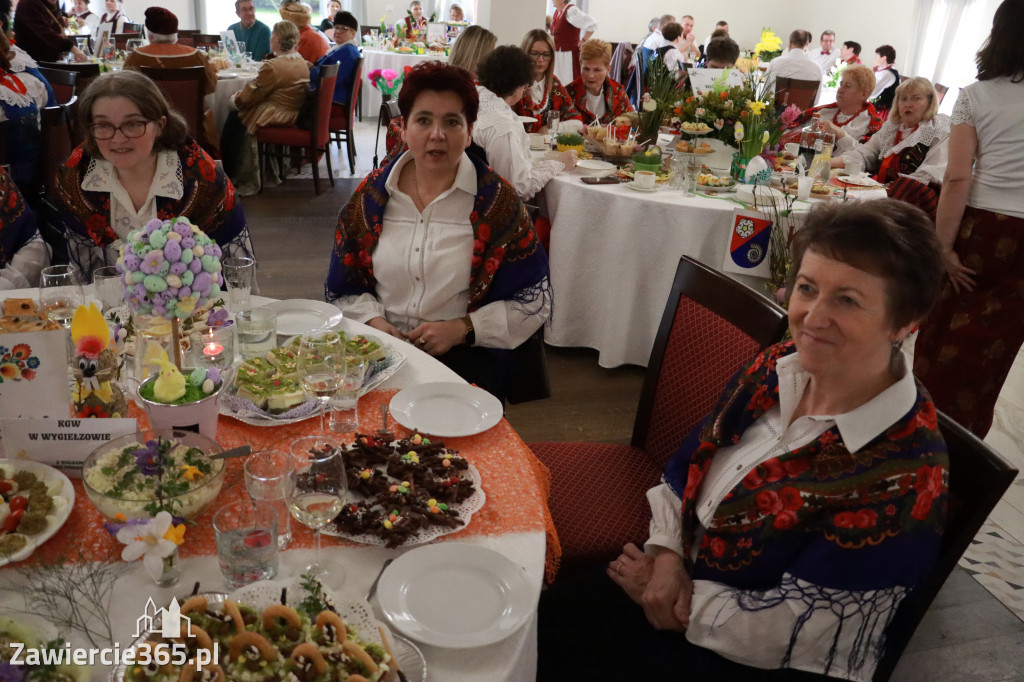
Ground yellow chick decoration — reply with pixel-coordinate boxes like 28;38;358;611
150;349;187;403
70;303;128;418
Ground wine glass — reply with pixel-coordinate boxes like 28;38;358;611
125;38;144;53
296;333;346;432
285;436;347;579
39;265;84;328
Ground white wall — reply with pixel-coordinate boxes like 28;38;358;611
477;0;544;45
588;0;918;74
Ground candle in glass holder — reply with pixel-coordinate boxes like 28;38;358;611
193;327;234;369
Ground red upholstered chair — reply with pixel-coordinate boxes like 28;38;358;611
137;65;212;155
256;63;339;195
329;57;363;173
36;66;77;105
529;256;789;581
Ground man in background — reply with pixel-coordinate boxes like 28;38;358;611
702;20;728;56
808;29;837;72
229;0;271;61
640;14;674;50
763;28;823;90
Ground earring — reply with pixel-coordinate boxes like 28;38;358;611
889;337;905;376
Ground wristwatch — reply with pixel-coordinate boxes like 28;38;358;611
461;315;475;346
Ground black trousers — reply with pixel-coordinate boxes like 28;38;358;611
538;568;832;682
436;344;511;404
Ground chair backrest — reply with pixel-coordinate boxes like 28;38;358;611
344;58;364;128
633;256;789;467
123;22;143;33
177;29;200;38
110;32;137;51
38;61;101;96
193;34;223;51
311;63;340;147
137;66;207;145
38;96;76;195
360;25;375;38
774;77;820;111
933;82;949;104
36;66;77;105
871;411;1018;681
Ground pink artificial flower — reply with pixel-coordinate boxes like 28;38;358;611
780;104;802;128
381;68;399;80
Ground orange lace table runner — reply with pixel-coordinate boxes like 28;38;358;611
27;390;561;580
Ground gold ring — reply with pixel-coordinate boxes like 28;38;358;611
417;338;426;346
615;561;623;575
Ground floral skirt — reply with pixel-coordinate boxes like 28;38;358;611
914;206;1024;437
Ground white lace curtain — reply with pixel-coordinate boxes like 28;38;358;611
905;0;1001;89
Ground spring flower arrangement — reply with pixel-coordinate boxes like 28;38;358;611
754;27;783;62
368;66;408;99
636;56;680;144
107;511;187;582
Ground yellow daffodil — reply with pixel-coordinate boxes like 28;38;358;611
163;522;187;546
748;100;767;116
180;464;204;481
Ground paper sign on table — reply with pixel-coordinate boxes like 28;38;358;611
722;208;773;279
0;417;138;477
0;329;71;418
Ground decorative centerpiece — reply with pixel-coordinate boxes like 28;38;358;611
71;303;129;418
732;99;776;183
754;27;783;62
632;146;662;173
117;217;226;436
367;67;407;100
555;132;584;154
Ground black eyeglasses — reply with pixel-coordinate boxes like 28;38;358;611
528;50;553;60
90;120;152;140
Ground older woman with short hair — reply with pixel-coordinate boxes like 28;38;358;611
565;38;634;124
782;64;883;146
475;45;577;200
540;199;949;681
326;61;550;402
513;28;583;134
830;77;949;217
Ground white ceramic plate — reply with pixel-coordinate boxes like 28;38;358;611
377;543;534;648
698;182;737;194
576;159;615;175
389;382;502;437
263;299;343;336
0;459;74;567
625;182;658;193
839;174;882;187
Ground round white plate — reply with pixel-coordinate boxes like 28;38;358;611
680;126;712;135
698;182;737;194
263;299;343;336
625;182;658;193
576;159;615;174
389;382;502;437
0;459;74;567
377;543;533;648
839;174;882;187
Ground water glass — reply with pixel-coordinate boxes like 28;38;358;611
685;157;702;196
244;450;295;549
845;157;865;176
39;264;84;329
329;357;368;433
296;334;346;432
222;256;255;312
213;500;279;589
236;307;277;358
670;155;686;191
547;111;560;134
92;265;123;313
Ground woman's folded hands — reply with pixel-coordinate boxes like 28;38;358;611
609;543;693;632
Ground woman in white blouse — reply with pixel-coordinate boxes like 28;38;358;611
539;200;949;681
914;0;1024;438
473;46;576;201
326;61;552;402
97;0;127;39
55;71;254;279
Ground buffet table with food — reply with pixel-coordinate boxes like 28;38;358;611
0;220;556;682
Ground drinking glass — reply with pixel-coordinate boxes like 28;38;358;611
236;307;277;358
286;436;347;579
685;157;702;197
222;256;255;312
213;500;279;588
244;449;295;549
670;154;686;191
125;38;144;52
39;265;84;328
547;111;560;134
328;356;367;433
296;334;346;432
92;265;124;314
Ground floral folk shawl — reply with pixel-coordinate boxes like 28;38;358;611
513;75;584;133
665;341;947;592
564;76;634;125
0;167;38;271
56;138;246;249
785;102;884;145
325;152;549;315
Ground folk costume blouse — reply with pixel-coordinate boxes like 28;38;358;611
325;151;551;350
0;167;47;290
56;139;254;279
564;76;633;125
781;102;883;147
648;342;947;680
837;115;950;187
513;75;584;134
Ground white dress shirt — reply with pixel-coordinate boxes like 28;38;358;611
337;152;550;350
641;29;669;51
763;49;824;92
646;351;918;680
808;47;839;74
0;234;48;290
870;66;897;102
472;86;566;200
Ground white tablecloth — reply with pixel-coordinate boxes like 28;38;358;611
209;71;258;135
0;291;543;682
360;49;448;119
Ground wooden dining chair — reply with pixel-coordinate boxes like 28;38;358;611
123;22;143;33
529;256;789;580
36;98;78;264
256;63;340;195
774;76;821;112
38;61;101;95
193;34;223;51
110;32;137;51
136;65;210;154
36;66;77;105
328;57;363;173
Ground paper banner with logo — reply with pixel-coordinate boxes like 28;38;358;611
686;67;744;96
722;208;773;278
0;329;70;419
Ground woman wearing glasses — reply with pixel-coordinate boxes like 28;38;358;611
55;71;255;280
513;28;584;135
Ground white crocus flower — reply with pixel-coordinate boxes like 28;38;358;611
117;511;178;579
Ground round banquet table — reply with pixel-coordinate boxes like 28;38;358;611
0;291;549;682
360;49;448;119
210;69;259;135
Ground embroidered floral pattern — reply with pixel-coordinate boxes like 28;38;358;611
564;77;634;125
513;75;583;133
